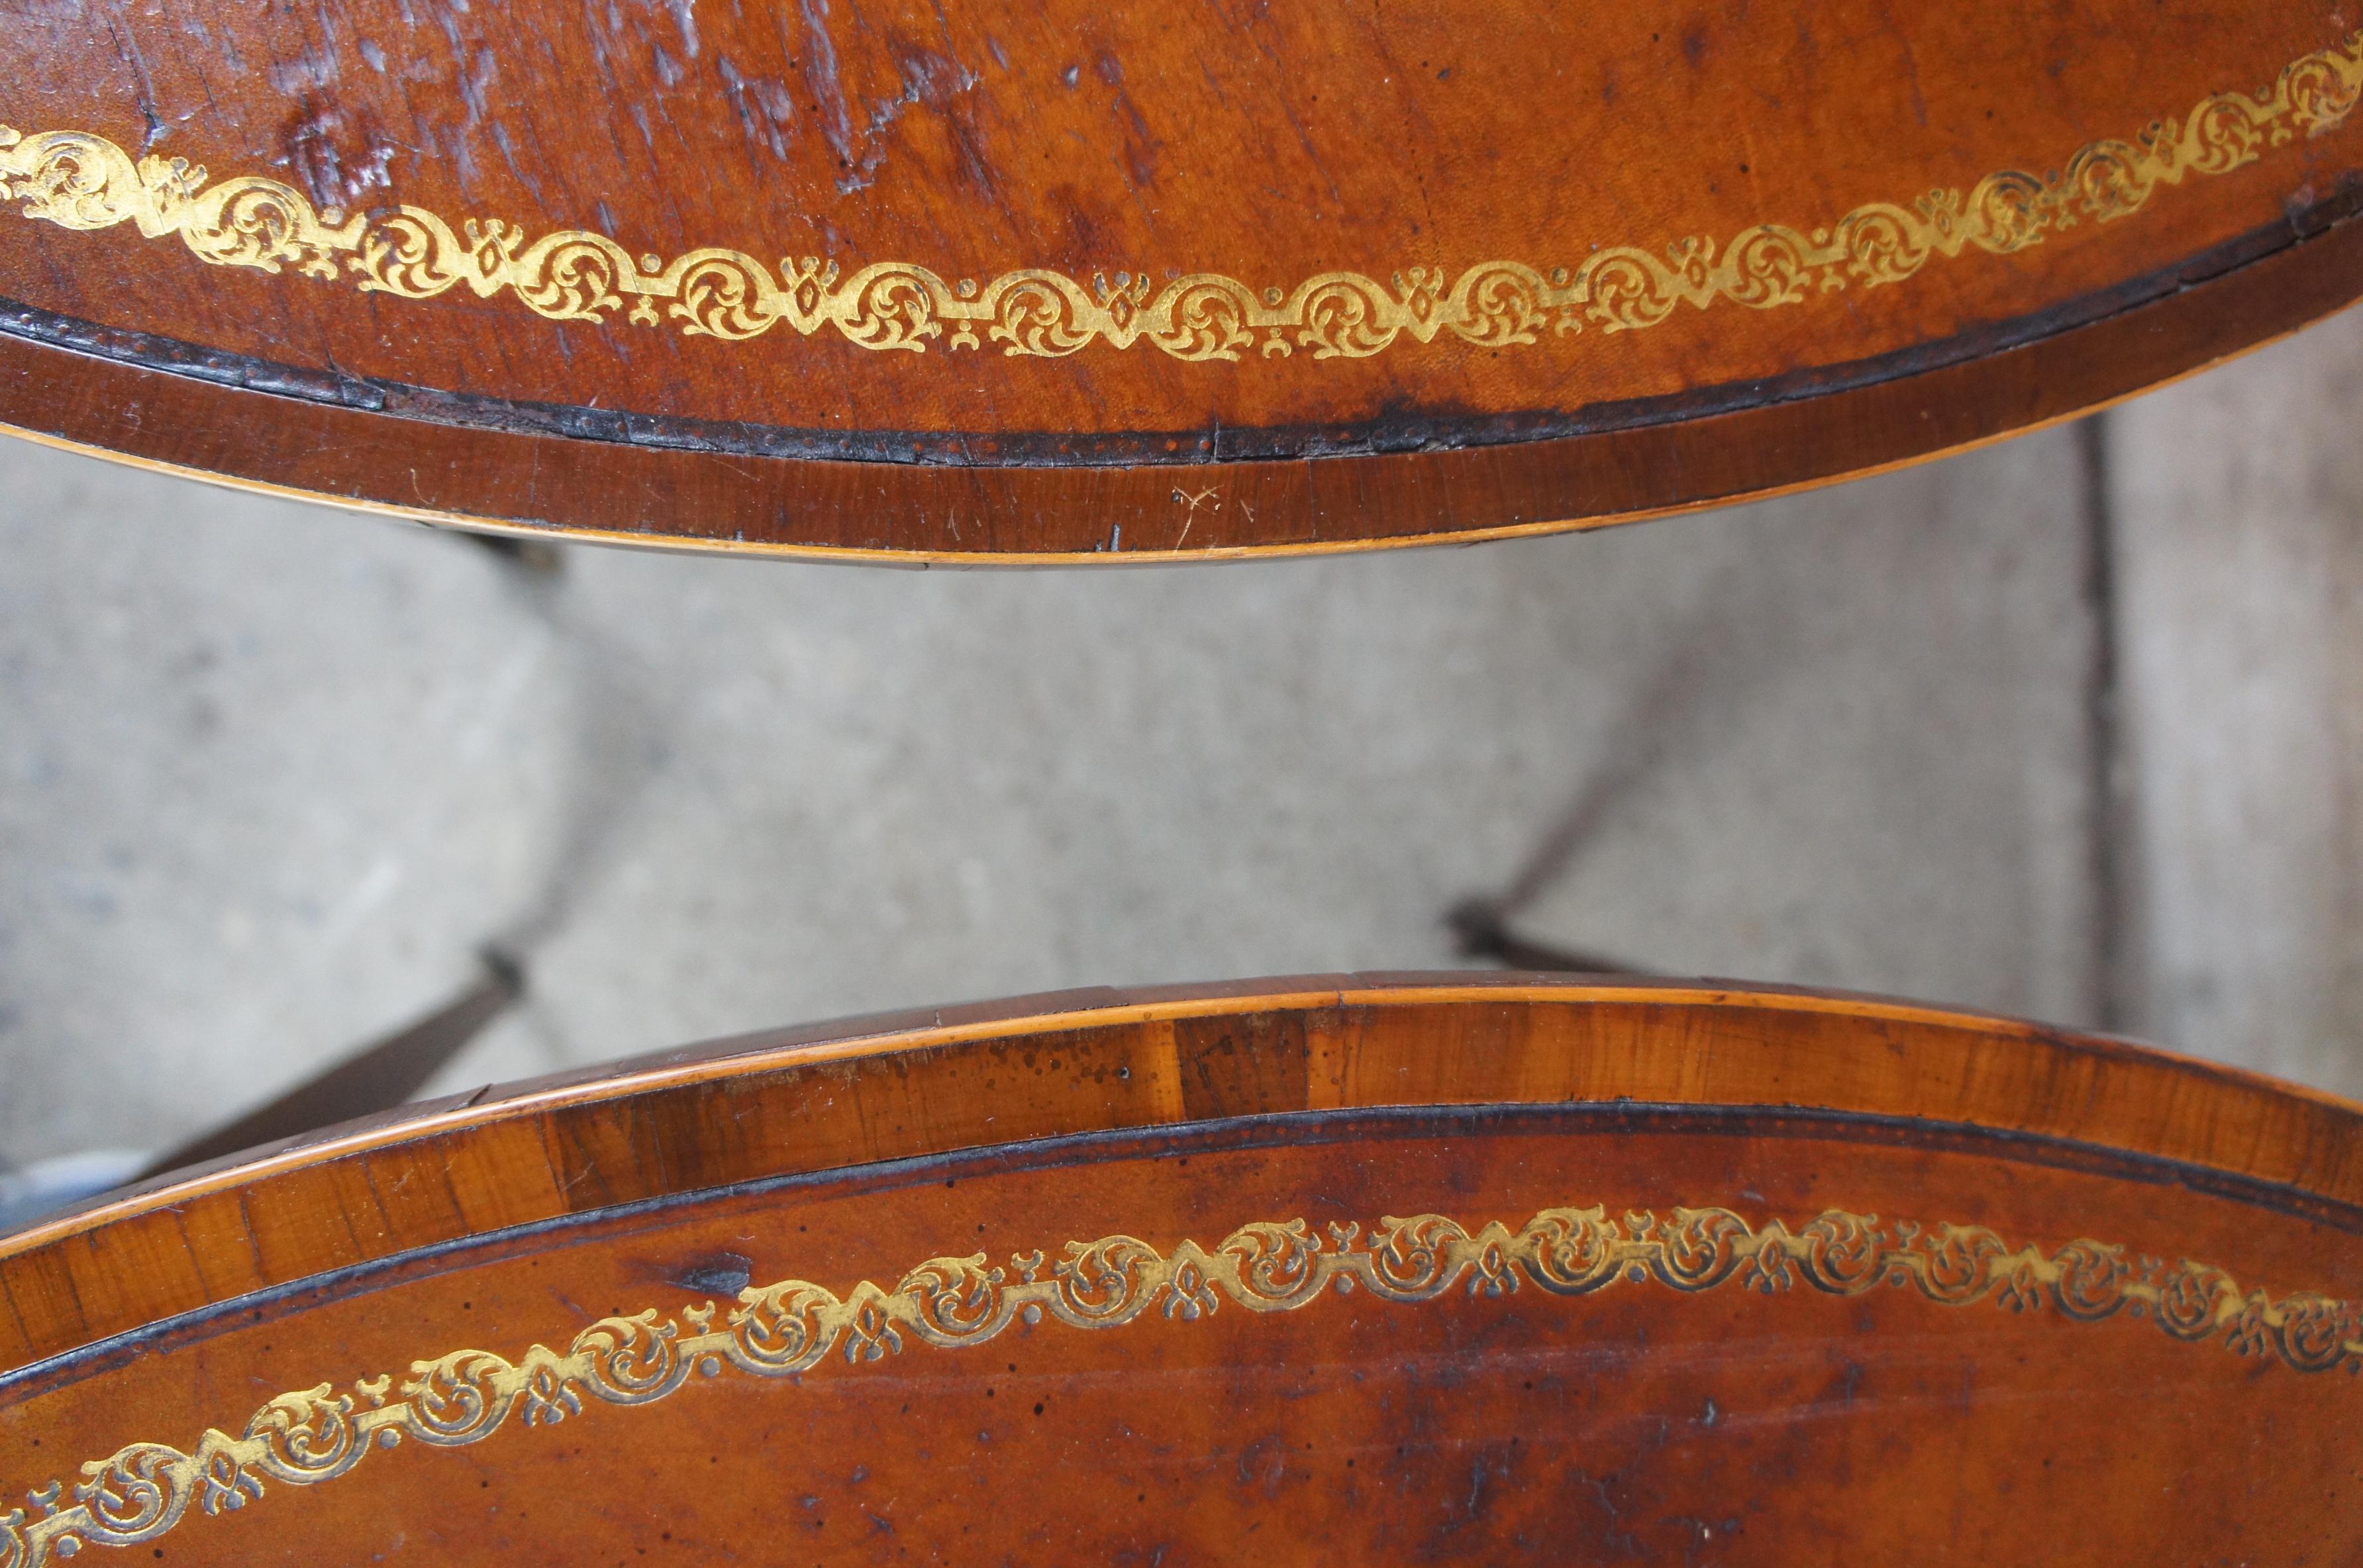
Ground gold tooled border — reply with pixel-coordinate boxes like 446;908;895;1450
10;1202;2359;1563
2;35;2360;363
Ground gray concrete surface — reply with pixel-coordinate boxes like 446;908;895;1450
2112;310;2363;1100
0;308;2355;1163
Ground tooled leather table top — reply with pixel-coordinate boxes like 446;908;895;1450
3;3;2360;556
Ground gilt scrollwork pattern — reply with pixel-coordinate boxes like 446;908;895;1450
1;1200;2356;1565
1;34;2358;364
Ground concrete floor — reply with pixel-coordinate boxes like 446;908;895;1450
2;308;2358;1166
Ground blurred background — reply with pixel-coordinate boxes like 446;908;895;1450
2;310;2358;1180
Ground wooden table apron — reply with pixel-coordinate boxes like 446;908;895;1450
3;3;2362;558
0;978;2358;1563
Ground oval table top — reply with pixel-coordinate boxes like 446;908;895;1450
3;4;2360;560
1;975;2358;1562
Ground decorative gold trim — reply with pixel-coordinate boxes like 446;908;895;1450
5;1201;2357;1563
3;36;2360;363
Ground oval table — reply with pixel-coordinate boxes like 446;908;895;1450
1;977;2357;1561
3;3;2360;559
